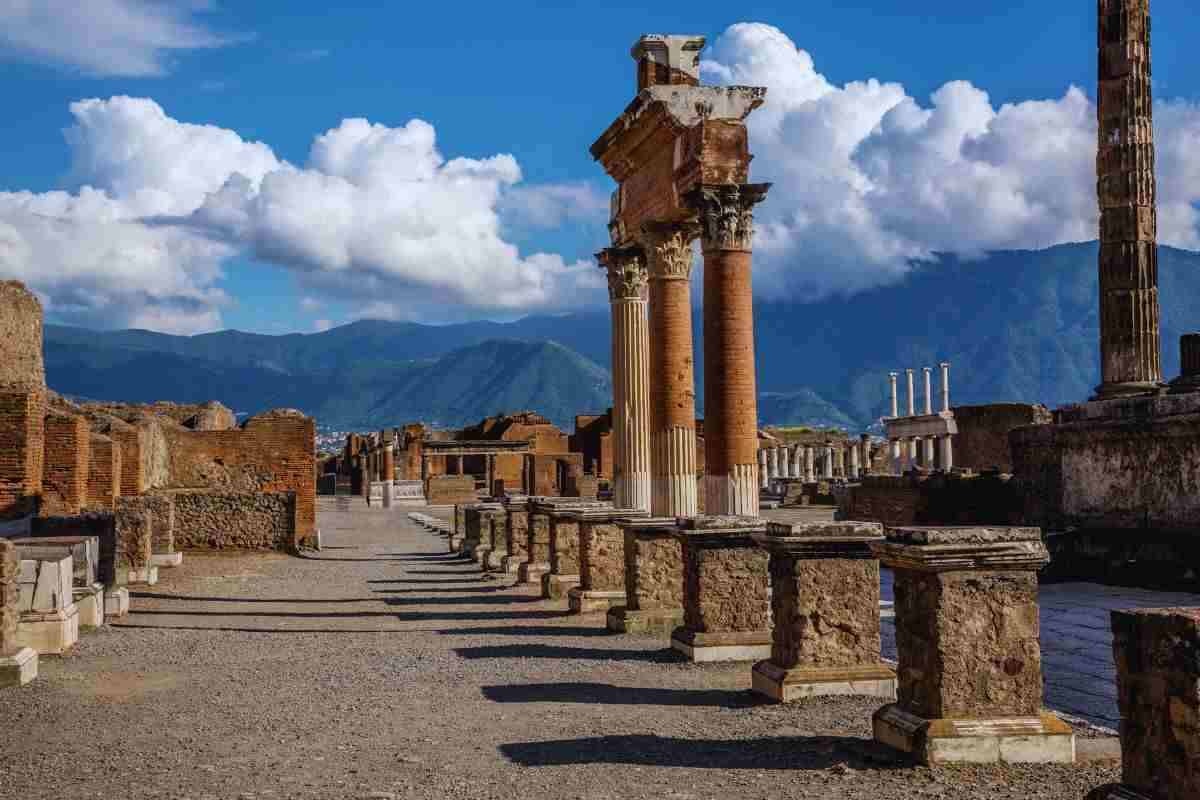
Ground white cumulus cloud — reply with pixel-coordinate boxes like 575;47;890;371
0;0;239;77
0;96;603;333
703;22;1200;299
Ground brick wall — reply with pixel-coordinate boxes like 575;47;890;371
426;475;477;506
0;388;44;520
161;409;316;544
41;411;89;517
86;433;121;512
169;489;296;550
953;403;1051;473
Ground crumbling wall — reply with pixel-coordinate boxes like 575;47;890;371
85;414;144;496
953;403;1051;473
0;282;46;521
86;433;120;511
169;489;296;550
0;280;45;390
41;411;90;517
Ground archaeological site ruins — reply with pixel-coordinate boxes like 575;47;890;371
3;3;1199;798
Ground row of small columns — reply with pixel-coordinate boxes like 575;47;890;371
600;183;769;517
887;363;954;473
756;437;871;486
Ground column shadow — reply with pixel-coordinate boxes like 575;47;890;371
481;682;753;707
458;645;681;663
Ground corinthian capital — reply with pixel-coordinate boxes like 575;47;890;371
684;183;771;252
638;220;701;281
597;246;648;302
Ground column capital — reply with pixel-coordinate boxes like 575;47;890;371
683;183;771;251
597;246;648;302
638;220;701;281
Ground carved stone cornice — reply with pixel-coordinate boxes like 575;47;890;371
638;221;700;281
597;246;648;303
684;183;771;252
870;527;1049;573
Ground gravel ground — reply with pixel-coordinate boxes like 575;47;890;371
0;496;1120;799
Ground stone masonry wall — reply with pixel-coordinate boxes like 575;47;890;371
142;493;176;553
41;411;90;517
169;489;296;550
0;388;44;520
953;403;1051;473
86;433;120;511
114;496;153;574
427;475;476;506
839;474;1022;529
682;538;770;633
625;528;683;612
580;520;625;592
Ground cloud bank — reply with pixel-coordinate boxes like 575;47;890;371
703;23;1200;298
0;97;602;332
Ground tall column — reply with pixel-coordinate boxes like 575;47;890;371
923;367;933;415
834;446;845;478
641;222;700;517
688;183;771;517
767;447;778;480
922;437;935;469
824;446;835;479
758;449;769;489
600;248;652;511
791;444;803;478
906;369;916;416
779;446;792;481
940;435;954;471
804;446;815;482
889;372;899;418
848;442;860;478
1095;0;1163;398
860;434;872;477
940;362;951;413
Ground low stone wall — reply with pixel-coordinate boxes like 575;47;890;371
426;475;476;506
953;403;1050;473
169;489;296;551
838;473;1022;530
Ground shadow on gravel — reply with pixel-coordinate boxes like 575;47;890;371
370;586;506;595
499;734;910;771
383;594;544;606
368;578;490;585
131;592;378;604
132;609;401;618
391;609;571;622
481;682;756;707
294;555;409;563
439;625;612;638
461;646;683;664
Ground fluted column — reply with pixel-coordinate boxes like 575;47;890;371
758;449;769;489
791;444;803;478
780;446;792;481
849;443;860;478
687;183;770;516
600;247;652;511
641;223;700;517
860;434;872;477
1095;0;1163;398
804;446;815;482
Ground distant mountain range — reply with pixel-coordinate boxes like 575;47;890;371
42;241;1200;432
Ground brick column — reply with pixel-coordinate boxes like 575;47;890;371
0;539;37;687
599;248;652;512
1086;608;1200;800
641;222;700;517
751;521;894;702
687;183;771;516
871;526;1074;765
1094;0;1162;398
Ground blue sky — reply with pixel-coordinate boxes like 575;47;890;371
2;1;1199;335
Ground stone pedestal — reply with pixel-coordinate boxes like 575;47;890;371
544;510;582;600
1;539;38;687
569;508;648;614
115;496;155;586
871;526;1075;764
18;605;80;654
1083;608;1200;800
750;521;895;702
669;516;772;662
607;518;684;634
73;582;105;629
501;499;531;575
484;516;508;571
104;587;129;618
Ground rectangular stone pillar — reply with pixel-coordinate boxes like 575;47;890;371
607;517;684;634
483;507;509;571
520;499;555;585
86;434;120;512
569;509;648;614
871;526;1075;765
501;498;531;575
41;411;89;517
15;553;79;655
669;516;771;662
750;521;895;701
545;508;583;600
143;493;180;569
12;537;105;630
1086;608;1200;800
0;539;38;687
114;496;157;587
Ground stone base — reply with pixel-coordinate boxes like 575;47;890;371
150;552;183;569
122;566;159;586
0;647;38;688
17;604;81;655
517;561;550;585
751;661;897;702
484;550;508;571
471;545;492;565
873;704;1076;764
568;588;624;614
541;573;579;601
606;605;684;635
105;587;130;618
670;628;772;663
73;583;106;629
1083;786;1153;800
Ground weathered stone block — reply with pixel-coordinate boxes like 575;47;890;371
607;518;684;633
570;509;647;614
114;496;156;585
501;500;530;574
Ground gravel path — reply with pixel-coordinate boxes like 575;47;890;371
0;497;1120;799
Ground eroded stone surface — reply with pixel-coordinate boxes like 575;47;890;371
623;523;683;612
580;519;626;592
549;516;580;574
770;557;881;668
0;540;18;654
679;530;770;634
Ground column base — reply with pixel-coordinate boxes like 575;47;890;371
569;588;624;615
1084;787;1153;800
541;573;578;600
500;555;525;575
0;647;38;688
751;661;897;703
483;549;508;571
704;468;759;517
606;605;683;635
517;561;550;585
73;583;106;629
105;587;130;618
122;566;159;586
150;552;183;569
872;705;1076;765
471;544;492;565
670;627;771;663
1092;381;1166;400
17;604;81;655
